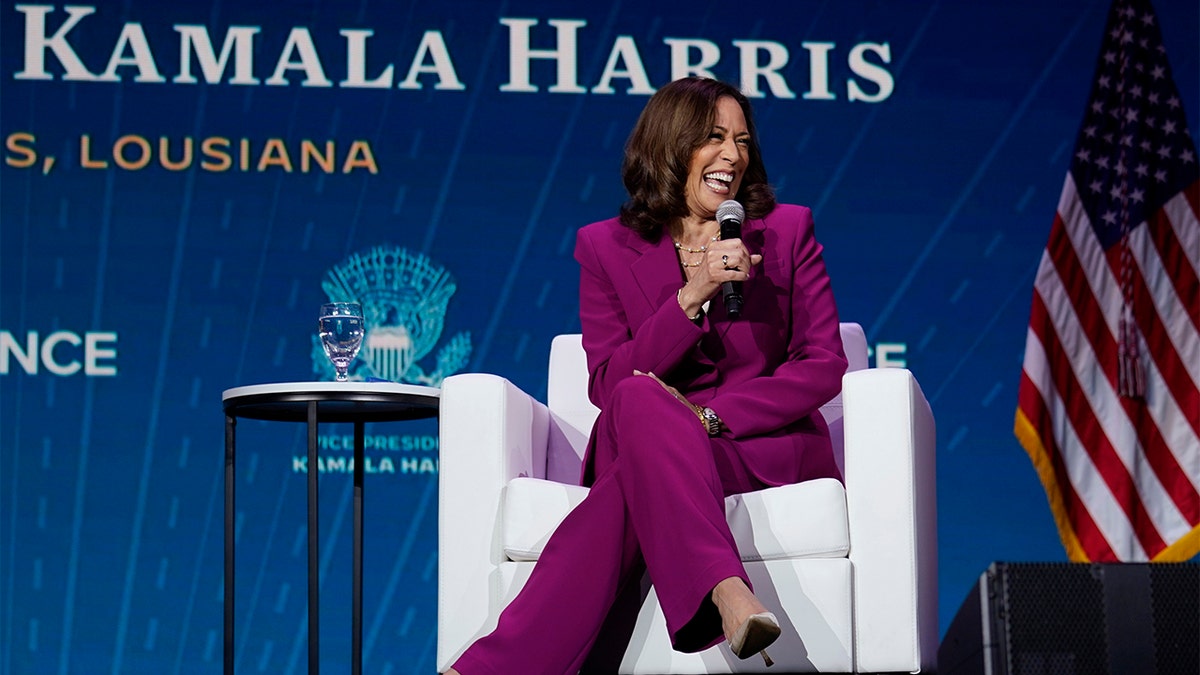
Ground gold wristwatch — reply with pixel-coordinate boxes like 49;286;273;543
697;406;721;436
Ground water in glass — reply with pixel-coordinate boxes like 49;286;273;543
318;303;364;381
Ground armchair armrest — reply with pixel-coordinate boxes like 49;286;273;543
437;373;549;671
843;368;938;673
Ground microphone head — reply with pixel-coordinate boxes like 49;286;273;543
716;199;744;224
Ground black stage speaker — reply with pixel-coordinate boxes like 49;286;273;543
939;562;1198;675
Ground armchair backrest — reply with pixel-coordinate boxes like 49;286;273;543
544;334;597;483
827;322;868;478
543;323;869;483
546;333;598;440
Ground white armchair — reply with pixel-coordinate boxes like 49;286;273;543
437;323;938;673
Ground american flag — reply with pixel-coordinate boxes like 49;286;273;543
1015;0;1199;563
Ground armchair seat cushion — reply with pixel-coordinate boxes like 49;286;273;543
503;478;590;562
502;476;850;564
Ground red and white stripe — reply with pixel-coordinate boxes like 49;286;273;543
1017;175;1200;562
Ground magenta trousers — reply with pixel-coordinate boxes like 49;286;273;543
452;376;763;675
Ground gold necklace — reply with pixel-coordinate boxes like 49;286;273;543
673;234;719;254
674;232;718;269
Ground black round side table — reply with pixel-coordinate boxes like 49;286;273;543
222;382;440;674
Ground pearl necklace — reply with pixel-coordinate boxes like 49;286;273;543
674;234;718;254
674;234;719;268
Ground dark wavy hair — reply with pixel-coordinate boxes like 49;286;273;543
619;77;775;240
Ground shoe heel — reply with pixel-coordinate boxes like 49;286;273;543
760;649;774;667
729;612;781;661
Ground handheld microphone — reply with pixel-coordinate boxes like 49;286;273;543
716;199;745;319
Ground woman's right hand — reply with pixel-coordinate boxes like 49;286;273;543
678;238;762;317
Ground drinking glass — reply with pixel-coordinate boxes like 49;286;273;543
318;302;365;381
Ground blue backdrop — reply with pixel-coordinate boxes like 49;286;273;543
2;0;1197;672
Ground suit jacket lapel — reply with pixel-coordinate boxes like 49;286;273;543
626;229;681;316
616;219;764;363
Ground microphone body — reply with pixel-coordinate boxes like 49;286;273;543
717;200;745;319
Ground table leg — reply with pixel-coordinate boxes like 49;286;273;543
307;401;319;675
353;421;364;674
224;414;236;674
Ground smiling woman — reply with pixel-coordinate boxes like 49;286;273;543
683;98;750;224
618;78;775;240
444;76;848;674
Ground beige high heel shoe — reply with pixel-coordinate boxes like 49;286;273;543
728;611;781;667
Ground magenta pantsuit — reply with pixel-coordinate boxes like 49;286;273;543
452;204;847;675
